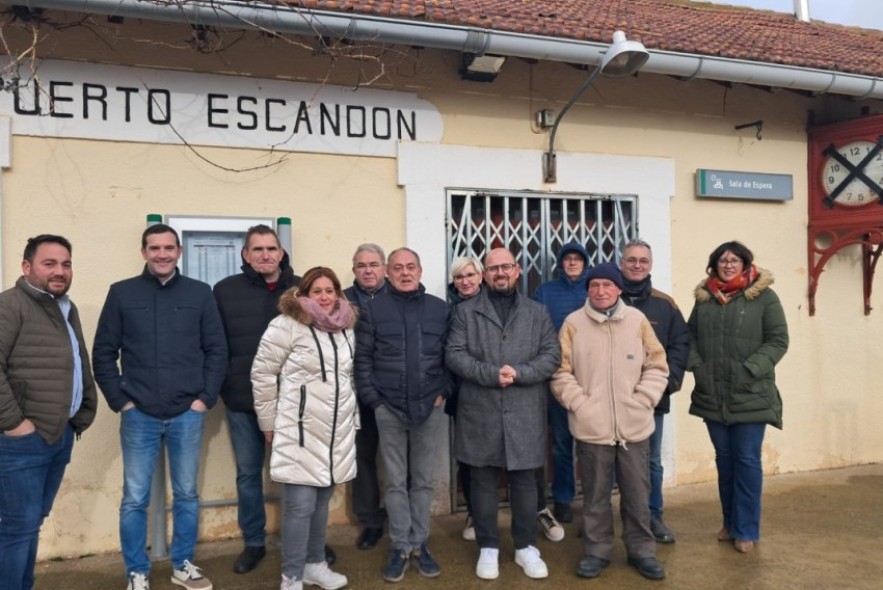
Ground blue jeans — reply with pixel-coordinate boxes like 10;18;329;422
120;407;205;576
648;413;664;518
549;394;575;505
226;409;266;547
705;421;766;542
0;425;74;590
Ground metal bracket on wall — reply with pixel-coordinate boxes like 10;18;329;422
808;225;883;315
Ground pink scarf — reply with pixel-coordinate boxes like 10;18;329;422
297;297;354;332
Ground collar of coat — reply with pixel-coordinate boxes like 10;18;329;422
277;288;357;329
694;267;774;303
582;298;626;323
240;254;296;287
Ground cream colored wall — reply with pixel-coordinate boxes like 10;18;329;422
2;18;882;560
1;138;402;557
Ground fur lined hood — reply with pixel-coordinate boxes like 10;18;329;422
277;287;357;329
694;267;775;303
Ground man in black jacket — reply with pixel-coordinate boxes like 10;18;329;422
213;225;301;574
93;224;227;590
343;243;389;551
619;239;690;544
354;247;449;583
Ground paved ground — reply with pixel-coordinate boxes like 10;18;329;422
35;462;883;590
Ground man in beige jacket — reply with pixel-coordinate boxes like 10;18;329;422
551;262;668;582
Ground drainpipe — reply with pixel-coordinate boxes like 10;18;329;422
0;117;9;290
5;0;882;99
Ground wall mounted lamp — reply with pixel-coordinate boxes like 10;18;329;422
543;31;649;183
460;53;507;82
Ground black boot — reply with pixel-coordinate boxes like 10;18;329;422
233;545;266;574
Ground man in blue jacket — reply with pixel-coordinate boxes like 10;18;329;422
344;243;390;551
354;247;449;583
93;224;227;590
532;242;590;532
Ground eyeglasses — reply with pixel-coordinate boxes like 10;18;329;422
453;272;479;282
485;263;516;274
355;262;383;271
717;258;743;267
623;257;651;266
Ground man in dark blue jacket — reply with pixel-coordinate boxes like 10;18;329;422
532;242;590;533
354;247;449;583
344;243;389;551
93;224;227;590
620;239;689;544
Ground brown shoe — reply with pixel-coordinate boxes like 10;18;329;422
717;527;732;542
734;540;755;553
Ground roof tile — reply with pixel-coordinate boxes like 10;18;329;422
287;0;883;77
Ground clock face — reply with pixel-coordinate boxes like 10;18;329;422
821;140;883;207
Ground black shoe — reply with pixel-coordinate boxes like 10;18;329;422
356;526;384;550
324;544;337;566
233;545;266;574
627;555;666;580
575;555;609;579
651;517;675;543
553;502;573;524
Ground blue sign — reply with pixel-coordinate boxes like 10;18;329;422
696;169;793;201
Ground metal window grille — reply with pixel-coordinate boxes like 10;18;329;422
446;189;638;296
446;188;638;511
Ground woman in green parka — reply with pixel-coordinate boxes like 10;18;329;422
687;241;788;554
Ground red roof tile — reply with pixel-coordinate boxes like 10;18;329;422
290;0;883;77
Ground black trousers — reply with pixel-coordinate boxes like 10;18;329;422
351;402;386;528
470;465;537;550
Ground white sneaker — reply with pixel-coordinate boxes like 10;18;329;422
537;508;565;542
475;547;499;580
462;515;476;541
515;545;548;579
171;560;212;590
281;574;303;590
303;561;348;590
127;572;149;590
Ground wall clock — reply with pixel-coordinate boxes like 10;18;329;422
808;115;883;316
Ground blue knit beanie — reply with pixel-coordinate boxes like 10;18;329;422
586;262;624;290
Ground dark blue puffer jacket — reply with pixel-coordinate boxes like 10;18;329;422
354;284;450;426
93;267;228;419
533;243;590;330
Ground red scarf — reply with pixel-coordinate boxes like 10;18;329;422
705;264;759;305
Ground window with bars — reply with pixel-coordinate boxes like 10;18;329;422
446;190;638;296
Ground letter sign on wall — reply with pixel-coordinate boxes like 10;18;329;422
0;58;444;158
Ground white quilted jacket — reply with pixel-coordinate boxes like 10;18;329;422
251;293;358;486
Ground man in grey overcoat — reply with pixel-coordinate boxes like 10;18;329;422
446;248;561;581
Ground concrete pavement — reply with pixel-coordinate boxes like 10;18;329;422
35;462;883;589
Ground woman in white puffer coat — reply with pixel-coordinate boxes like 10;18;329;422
252;266;358;590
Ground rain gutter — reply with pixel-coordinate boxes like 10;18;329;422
7;0;883;99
